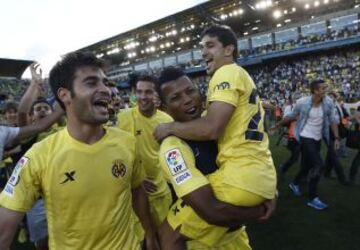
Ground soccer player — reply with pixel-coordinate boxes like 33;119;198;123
156;67;276;250
0;51;159;250
117;74;173;242
154;25;277;248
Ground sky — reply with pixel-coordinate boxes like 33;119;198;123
1;0;207;77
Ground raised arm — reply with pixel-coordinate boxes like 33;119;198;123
16;107;64;141
0;207;25;249
154;101;234;142
17;63;43;126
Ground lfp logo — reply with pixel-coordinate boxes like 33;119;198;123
167;150;180;166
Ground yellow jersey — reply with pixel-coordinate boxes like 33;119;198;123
207;63;276;199
159;136;209;198
117;107;172;197
0;126;143;250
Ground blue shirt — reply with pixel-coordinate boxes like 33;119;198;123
286;95;336;144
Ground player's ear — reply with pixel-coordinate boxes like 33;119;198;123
57;87;72;107
224;44;235;57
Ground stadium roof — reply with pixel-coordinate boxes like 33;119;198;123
0;58;34;78
79;0;359;66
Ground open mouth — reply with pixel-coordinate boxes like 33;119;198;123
205;59;213;69
93;99;110;113
185;106;197;115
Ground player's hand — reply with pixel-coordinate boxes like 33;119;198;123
154;123;173;142
30;62;43;88
258;197;277;222
142;178;158;193
334;139;340;151
145;232;160;250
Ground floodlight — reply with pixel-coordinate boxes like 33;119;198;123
273;9;282;19
149;36;157;42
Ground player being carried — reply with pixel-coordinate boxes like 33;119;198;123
155;25;277;249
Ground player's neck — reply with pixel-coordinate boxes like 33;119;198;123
66;118;105;145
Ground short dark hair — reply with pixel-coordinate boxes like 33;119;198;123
136;74;157;87
201;25;238;59
30;97;53;115
49;51;105;110
310;79;325;94
3;101;18;113
157;67;186;102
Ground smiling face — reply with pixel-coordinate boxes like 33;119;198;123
58;66;111;125
161;76;203;122
200;35;234;76
136;80;156;117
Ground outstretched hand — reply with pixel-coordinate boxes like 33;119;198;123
30;62;43;88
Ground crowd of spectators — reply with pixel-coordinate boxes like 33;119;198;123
0;78;53;110
240;25;360;58
249;49;360;105
1;46;359;118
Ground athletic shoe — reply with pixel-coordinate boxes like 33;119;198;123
307;197;328;210
289;183;301;196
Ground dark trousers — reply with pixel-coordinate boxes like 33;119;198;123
324;137;347;183
349;150;360;182
293;137;324;200
281;139;301;173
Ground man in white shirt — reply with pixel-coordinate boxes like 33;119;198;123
272;80;339;210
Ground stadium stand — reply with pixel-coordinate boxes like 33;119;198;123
76;0;360;88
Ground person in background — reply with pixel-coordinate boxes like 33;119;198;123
349;106;360;185
272;79;340;210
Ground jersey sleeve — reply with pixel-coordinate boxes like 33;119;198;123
159;136;209;198
0;147;43;212
207;66;242;107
